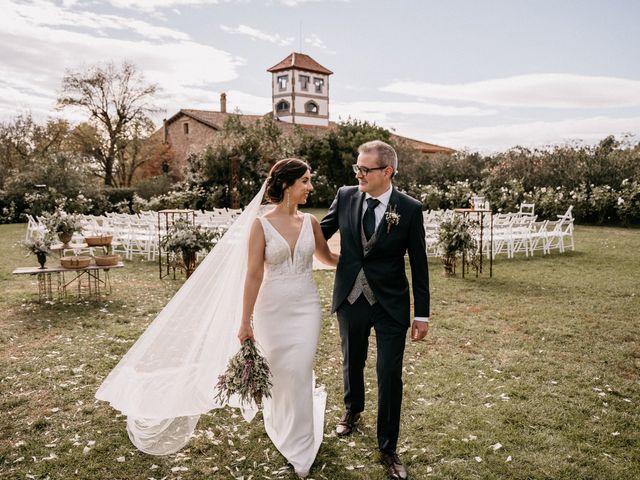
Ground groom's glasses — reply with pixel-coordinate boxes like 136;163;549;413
352;164;387;176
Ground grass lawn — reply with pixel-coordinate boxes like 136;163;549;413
1;222;639;479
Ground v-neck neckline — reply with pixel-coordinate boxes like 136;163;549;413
264;213;306;261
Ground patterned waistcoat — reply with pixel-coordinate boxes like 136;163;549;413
346;220;378;305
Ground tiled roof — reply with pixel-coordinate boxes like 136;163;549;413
167;108;338;133
392;134;456;154
267;52;333;75
163;109;454;154
166;109;264;130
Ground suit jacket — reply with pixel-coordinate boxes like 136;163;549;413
321;186;430;326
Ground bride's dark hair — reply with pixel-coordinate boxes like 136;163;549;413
265;158;311;203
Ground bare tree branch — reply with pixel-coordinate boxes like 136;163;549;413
57;61;159;186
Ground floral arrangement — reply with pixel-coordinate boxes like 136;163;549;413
385;205;401;233
160;218;218;254
22;234;53;256
41;207;83;235
214;340;273;407
160;218;220;277
436;215;479;275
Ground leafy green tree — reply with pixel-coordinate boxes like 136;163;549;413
186;115;294;208
0;117;105;222
294;118;393;200
0;115;72;189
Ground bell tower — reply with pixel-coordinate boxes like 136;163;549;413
267;52;333;127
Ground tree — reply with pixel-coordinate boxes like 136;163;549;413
0;115;72;189
295;118;393;198
189;115;294;208
57;61;158;186
0;116;105;222
113;116;157;187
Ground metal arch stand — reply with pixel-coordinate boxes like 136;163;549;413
454;208;493;279
158;209;196;280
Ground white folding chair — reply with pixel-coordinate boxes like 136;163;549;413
528;220;549;255
556;206;575;252
25;214;46;241
490;214;513;258
110;219;131;259
518;203;535;217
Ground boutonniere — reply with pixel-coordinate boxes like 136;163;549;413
385;205;401;233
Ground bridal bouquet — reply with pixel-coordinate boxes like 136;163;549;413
215;340;273;407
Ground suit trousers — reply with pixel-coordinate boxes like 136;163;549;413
337;295;408;454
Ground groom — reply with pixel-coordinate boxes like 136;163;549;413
321;140;430;480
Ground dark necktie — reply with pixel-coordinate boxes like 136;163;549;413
363;197;380;241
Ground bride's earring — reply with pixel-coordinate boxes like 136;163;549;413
286;191;291;209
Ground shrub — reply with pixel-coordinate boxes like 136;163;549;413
616;179;640;226
135;175;174;200
103;188;136;213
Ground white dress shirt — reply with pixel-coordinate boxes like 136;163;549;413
364;186;429;324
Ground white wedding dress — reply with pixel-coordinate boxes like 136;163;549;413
95;180;325;477
255;213;326;477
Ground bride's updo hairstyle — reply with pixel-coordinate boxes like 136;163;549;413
265;158;311;204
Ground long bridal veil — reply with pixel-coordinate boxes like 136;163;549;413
95;182;267;455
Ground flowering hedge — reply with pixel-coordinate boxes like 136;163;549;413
405;179;640;225
2;122;638;226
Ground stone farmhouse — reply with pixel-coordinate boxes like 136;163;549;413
159;52;454;168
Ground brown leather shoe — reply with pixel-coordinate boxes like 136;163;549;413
380;452;408;480
335;411;360;436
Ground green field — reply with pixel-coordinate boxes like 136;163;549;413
1;223;638;479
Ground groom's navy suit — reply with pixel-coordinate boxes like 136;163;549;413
321;185;430;454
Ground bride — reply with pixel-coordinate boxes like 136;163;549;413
95;158;337;478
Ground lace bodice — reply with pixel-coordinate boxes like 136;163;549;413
259;213;315;279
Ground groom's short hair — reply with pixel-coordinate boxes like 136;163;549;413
358;140;398;174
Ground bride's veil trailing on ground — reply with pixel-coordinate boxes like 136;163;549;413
95;181;267;455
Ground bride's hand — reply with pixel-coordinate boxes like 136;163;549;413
237;323;256;343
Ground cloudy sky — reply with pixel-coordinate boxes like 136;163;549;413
2;0;639;151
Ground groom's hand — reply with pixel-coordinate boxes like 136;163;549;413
410;320;429;342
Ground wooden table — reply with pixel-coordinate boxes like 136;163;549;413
12;263;124;302
50;242;108;257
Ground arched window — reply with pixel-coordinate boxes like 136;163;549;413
276;100;290;113
305;101;319;114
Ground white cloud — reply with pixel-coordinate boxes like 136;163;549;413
102;0;347;11
220;24;294;46
163;88;271;117
276;0;349;6
10;0;190;40
102;0;346;10
219;89;272;114
382;74;640;108
423;116;640;152
104;0;225;12
304;33;335;54
332;100;497;120
0;1;243;123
